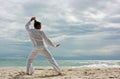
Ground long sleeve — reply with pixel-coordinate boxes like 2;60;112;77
41;31;55;47
25;20;31;31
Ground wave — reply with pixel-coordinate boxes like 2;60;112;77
81;64;120;68
0;59;120;67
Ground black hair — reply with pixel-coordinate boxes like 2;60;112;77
34;20;41;29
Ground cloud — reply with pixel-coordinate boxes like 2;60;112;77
106;15;120;23
1;0;120;41
0;0;120;59
53;30;120;57
73;45;120;56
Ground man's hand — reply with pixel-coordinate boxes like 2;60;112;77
30;17;36;21
55;44;60;47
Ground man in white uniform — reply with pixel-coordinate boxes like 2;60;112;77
25;17;61;75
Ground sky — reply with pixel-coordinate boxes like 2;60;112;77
0;0;120;60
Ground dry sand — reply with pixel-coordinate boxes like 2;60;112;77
0;67;120;79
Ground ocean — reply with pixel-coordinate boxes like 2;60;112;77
0;59;120;67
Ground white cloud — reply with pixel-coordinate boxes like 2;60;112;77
0;0;120;59
106;15;120;23
83;7;106;20
73;45;120;56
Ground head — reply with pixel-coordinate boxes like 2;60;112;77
34;20;41;29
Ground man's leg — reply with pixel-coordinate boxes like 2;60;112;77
26;49;38;75
41;48;61;74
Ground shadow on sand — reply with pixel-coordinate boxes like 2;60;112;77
12;69;64;79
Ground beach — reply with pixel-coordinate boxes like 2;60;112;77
0;67;120;79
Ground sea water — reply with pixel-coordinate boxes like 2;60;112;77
0;59;120;67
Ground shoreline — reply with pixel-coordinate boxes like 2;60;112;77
0;64;120;68
0;67;120;79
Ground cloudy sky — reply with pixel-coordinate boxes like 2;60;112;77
0;0;120;60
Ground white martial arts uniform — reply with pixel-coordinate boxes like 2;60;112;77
25;21;61;74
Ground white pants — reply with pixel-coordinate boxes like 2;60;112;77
26;48;61;74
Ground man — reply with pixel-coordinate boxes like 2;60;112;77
25;17;61;75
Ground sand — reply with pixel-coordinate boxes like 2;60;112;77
0;67;120;79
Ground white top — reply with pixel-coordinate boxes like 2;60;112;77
25;21;55;48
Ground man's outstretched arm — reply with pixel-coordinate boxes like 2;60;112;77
41;31;60;48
